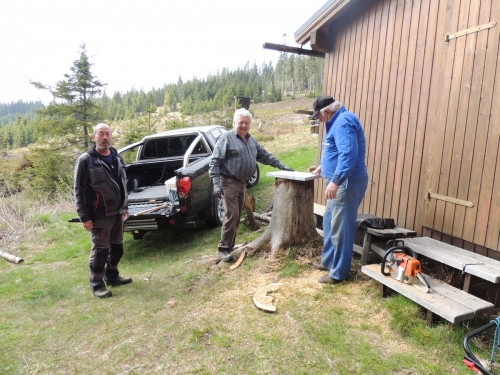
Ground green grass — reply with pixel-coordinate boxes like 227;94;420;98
0;102;493;374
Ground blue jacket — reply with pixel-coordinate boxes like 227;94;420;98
320;106;367;185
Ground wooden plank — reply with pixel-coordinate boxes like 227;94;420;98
369;0;394;216
313;203;326;217
362;1;383;216
412;0;438;234
372;0;399;217
367;227;417;238
446;0;481;238
424;0;460;232
356;2;374;139
386;0;412;221
468;0;498;247
434;0;467;233
395;0;421;228
456;0;490;242
349;11;363;114
482;1;500;250
377;0;406;218
404;237;500;283
362;264;493;323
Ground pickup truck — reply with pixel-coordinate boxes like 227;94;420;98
117;125;259;239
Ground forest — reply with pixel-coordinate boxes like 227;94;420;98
0;51;324;151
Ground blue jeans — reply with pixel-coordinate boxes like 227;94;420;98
322;174;368;280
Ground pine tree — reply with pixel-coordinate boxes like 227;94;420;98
31;44;105;149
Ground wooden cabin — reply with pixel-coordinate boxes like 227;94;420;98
295;0;500;256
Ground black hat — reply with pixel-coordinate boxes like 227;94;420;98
310;95;335;120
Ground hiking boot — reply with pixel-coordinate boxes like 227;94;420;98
93;287;112;298
218;251;232;262
318;274;342;284
105;276;133;287
312;261;328;271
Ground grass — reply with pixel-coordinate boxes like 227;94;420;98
0;98;495;374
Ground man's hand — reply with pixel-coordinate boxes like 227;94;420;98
281;165;294;172
82;220;93;231
123;210;130;221
214;181;224;198
311;165;321;175
325;181;339;200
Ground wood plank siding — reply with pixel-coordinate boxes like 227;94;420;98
305;0;500;252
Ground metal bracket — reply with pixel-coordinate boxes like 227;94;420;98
427;190;474;207
445;21;497;42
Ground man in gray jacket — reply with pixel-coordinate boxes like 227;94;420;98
74;123;131;298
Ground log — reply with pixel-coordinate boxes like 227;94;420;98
254;213;271;223
244;190;258;230
0;250;24;264
232;172;320;259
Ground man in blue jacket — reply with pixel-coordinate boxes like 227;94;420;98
74;123;132;298
311;96;368;284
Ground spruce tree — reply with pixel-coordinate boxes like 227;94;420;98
31;44;105;149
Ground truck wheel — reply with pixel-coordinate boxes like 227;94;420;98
205;195;224;228
246;164;260;188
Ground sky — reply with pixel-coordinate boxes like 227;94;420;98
0;0;327;105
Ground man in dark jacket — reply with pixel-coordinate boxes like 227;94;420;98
74;123;132;298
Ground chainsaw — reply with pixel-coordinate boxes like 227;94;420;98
381;241;431;293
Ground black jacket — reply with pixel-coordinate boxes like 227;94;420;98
74;145;128;222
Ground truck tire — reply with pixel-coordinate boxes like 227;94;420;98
246;164;260;188
205;194;224;228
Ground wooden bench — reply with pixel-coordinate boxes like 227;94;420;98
403;237;500;293
362;264;494;323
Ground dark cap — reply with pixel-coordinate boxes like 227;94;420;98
310;95;335;120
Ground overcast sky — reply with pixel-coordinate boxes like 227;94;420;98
0;0;327;104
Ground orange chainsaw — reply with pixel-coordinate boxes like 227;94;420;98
381;243;431;293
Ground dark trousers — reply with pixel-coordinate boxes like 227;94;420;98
218;175;246;253
89;215;124;291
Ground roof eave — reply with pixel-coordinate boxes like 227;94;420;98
294;0;356;46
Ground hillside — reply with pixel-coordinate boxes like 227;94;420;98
0;96;479;375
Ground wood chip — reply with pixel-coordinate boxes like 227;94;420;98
230;250;246;270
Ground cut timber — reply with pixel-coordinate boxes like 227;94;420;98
232;171;321;259
0;250;24;264
362;264;493;323
253;283;283;312
230;250;246;270
244;190;258;230
134;203;169;216
254;213;271;223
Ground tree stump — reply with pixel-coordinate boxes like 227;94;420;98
232;171;321;259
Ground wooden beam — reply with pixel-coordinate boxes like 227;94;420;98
262;43;325;58
310;29;333;52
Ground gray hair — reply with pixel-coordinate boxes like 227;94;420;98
320;101;341;117
94;123;111;135
233;108;252;123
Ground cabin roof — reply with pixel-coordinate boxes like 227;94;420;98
294;0;358;46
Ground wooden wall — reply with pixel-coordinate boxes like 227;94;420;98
314;0;500;252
